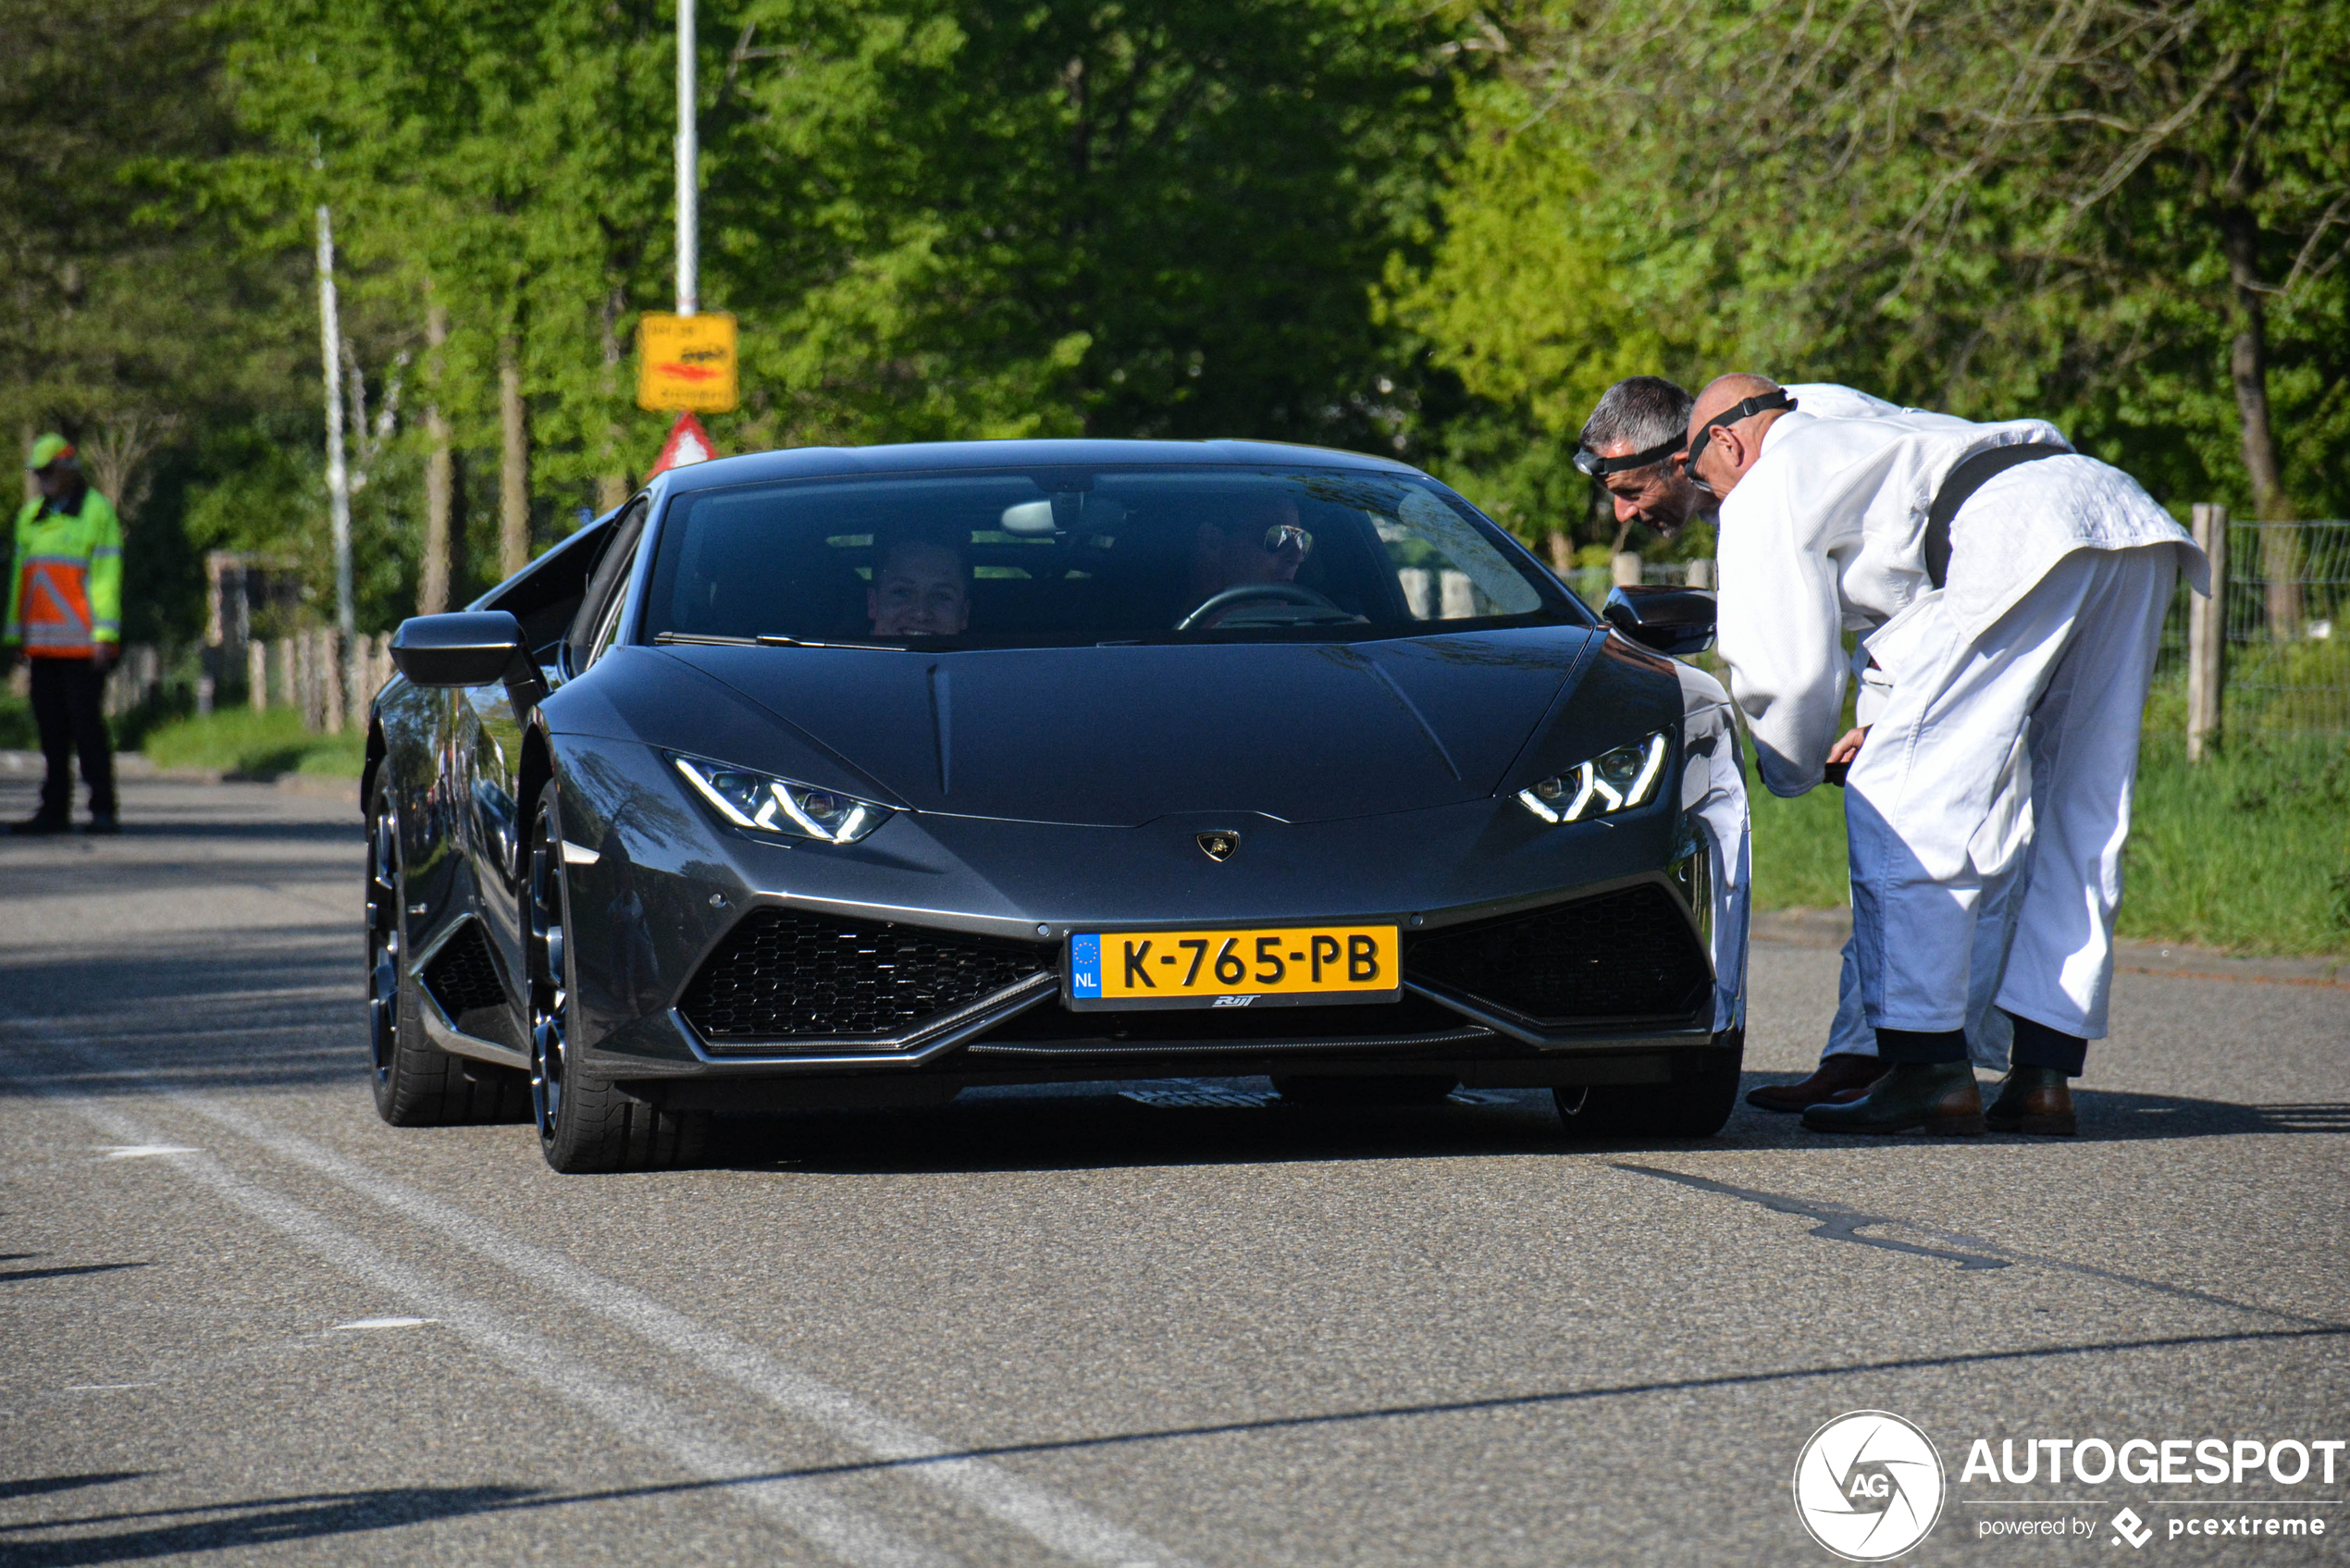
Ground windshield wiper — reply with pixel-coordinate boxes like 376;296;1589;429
654;631;911;652
755;633;912;651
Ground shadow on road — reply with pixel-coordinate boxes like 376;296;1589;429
697;1081;2350;1177
0;1485;538;1566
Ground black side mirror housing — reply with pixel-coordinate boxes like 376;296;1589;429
390;611;549;711
1602;584;1717;657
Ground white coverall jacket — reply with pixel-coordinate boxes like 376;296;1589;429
1775;386;2020;1065
1715;407;2207;1042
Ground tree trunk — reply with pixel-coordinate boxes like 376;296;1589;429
499;340;529;580
2218;206;2303;639
419;295;453;614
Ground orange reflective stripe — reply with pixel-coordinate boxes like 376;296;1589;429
17;561;95;652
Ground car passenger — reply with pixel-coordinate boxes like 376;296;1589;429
867;532;971;637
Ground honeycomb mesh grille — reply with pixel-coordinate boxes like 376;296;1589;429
682;909;1052;1042
1404;883;1711;1025
422;922;508;1016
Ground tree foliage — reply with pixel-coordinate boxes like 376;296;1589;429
1399;0;2350;522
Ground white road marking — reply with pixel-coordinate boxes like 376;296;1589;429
96;1144;197;1158
10;1016;1196;1568
184;1095;1197;1568
329;1316;436;1330
6;1041;959;1568
65;1383;159;1391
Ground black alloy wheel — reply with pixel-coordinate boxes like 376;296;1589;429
365;796;404;1092
525;794;570;1152
367;773;526;1126
526;779;709;1173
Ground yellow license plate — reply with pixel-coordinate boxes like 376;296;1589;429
1068;925;1402;1009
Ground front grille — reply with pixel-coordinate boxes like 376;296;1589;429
682;908;1052;1042
1404;883;1711;1026
423;921;508;1015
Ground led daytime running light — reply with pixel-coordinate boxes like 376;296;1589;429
671;755;890;845
1516;732;1669;824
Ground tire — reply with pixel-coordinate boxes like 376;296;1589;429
1552;1031;1744;1140
1272;1074;1459;1107
526;779;710;1174
367;775;530;1127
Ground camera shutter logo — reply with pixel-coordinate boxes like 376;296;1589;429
1792;1411;1946;1561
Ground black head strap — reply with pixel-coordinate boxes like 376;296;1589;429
1574;433;1686;478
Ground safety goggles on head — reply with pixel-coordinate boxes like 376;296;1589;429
1573;434;1685;479
1679;391;1798;482
1262;523;1313;558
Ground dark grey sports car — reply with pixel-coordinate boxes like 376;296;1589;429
365;439;1750;1171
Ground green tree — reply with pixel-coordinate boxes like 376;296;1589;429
1398;0;2350;540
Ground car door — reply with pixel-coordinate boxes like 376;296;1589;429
451;509;635;996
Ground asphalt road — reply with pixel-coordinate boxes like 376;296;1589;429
2;775;2344;1567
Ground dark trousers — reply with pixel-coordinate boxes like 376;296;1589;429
28;657;117;820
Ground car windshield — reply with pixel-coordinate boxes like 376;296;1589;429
640;466;1584;649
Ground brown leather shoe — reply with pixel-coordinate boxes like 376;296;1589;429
1745;1053;1886;1113
1985;1067;2077;1135
1802;1062;1985;1135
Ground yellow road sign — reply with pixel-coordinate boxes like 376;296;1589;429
637;312;738;412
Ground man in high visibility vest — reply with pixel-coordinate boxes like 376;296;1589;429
5;435;123;833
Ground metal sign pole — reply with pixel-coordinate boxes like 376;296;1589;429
675;0;697;318
315;204;353;642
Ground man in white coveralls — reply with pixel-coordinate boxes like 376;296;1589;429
1684;373;2205;1136
1576;377;2021;1113
1570;376;1761;1043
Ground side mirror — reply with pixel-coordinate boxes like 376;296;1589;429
1602;584;1716;657
390;611;549;711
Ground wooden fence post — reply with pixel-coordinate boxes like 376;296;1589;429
2186;503;2229;762
248;640;268;713
321;628;345;735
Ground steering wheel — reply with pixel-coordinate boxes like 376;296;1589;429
1176;582;1346;630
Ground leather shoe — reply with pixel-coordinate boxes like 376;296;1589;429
1802;1062;1985;1135
1745;1053;1886;1113
1985;1067;2076;1135
83;814;120;835
9;813;69;836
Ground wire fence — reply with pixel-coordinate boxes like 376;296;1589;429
2158;520;2349;735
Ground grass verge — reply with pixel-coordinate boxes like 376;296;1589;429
137;707;368;780
1747;732;2349;957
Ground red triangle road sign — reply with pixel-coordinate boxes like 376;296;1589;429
648;411;719;479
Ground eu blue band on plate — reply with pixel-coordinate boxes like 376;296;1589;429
1070;934;1101;998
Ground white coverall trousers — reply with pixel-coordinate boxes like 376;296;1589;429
1843;543;2181;1041
1824;719;2028;1067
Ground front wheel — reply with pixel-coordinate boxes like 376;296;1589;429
1553;1032;1743;1140
526;779;709;1174
368;774;527;1127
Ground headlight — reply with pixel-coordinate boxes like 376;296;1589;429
670;754;892;845
1516;732;1669;823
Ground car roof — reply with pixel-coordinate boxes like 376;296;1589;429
657;438;1428;495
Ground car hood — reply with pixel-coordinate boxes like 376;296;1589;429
652;628;1603;827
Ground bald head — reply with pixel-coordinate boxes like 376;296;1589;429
1685;373;1791;499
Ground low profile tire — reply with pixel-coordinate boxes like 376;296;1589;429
1272;1074;1459;1107
368;775;529;1127
527;780;709;1174
1552;1031;1744;1141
